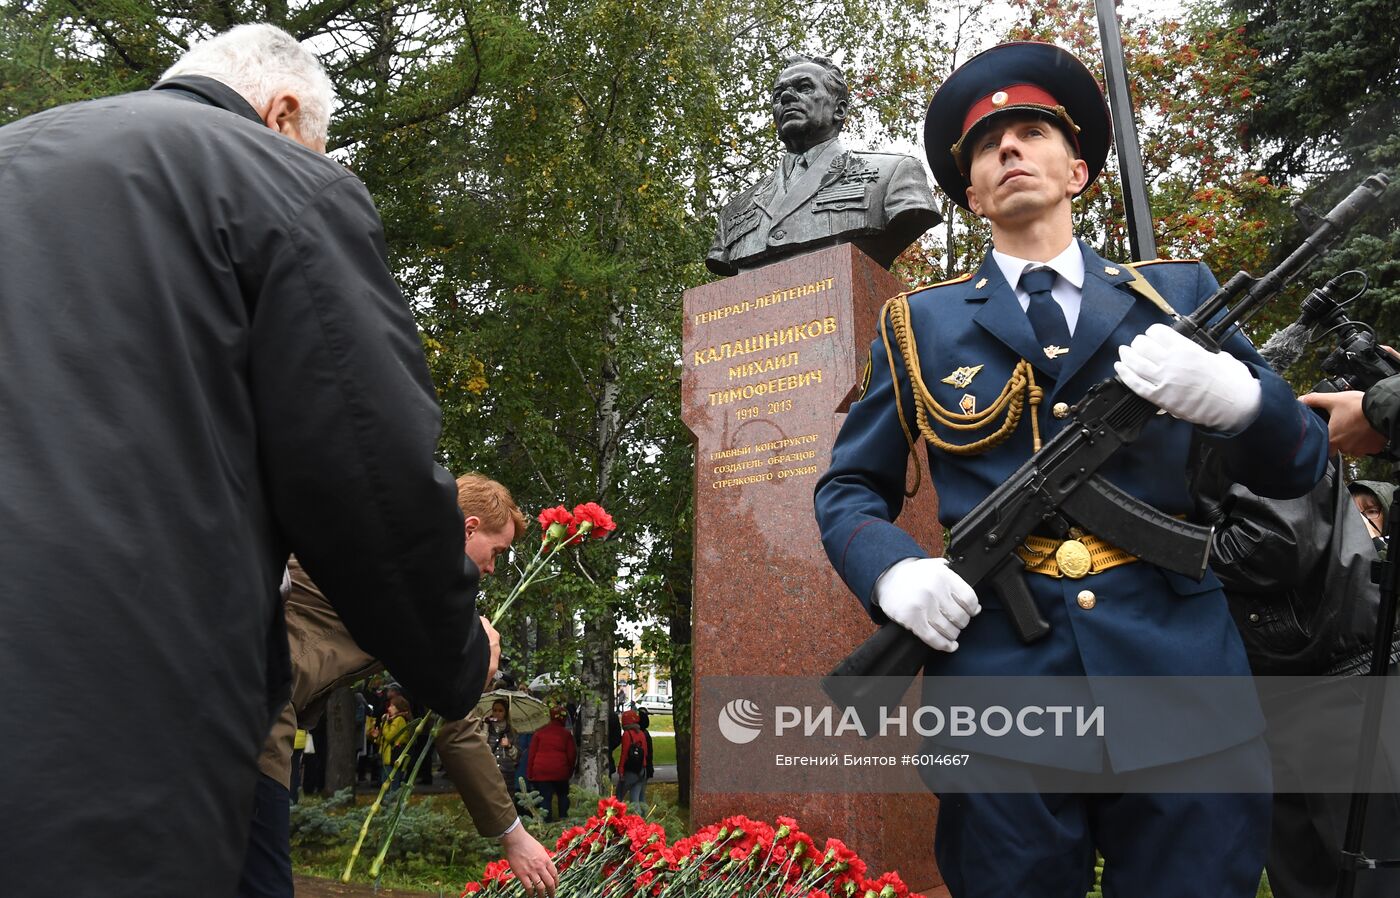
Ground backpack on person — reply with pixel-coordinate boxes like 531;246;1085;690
623;735;646;774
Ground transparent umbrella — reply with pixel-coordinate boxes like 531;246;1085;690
475;689;550;733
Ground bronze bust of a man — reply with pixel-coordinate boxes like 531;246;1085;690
706;54;941;277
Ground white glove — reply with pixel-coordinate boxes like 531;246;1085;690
1114;323;1262;433
874;557;981;652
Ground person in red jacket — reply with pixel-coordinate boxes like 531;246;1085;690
615;710;651;812
526;706;576;821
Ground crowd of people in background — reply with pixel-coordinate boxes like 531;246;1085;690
308;674;666;826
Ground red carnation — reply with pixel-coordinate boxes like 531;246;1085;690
481;858;514;883
597;796;630;819
538;505;575;541
555;825;587;851
864;871;912;898
572;501;616;539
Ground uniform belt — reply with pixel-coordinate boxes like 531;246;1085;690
1016;530;1138;579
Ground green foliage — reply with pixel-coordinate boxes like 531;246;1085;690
290;782;686;890
864;0;1307;305
884;0;1389;386
12;0;1370;824
291;788;494;869
1226;0;1400;181
1217;0;1400;384
513;774;547;823
0;0;943;793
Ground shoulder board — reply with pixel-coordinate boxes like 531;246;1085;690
911;273;973;293
878;291;911;317
1128;258;1195;268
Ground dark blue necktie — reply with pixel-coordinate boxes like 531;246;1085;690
1021;267;1071;374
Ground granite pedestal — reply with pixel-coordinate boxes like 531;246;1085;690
681;244;948;895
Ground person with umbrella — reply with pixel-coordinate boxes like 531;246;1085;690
481;694;541;814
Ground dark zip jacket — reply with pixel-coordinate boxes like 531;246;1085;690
0;75;488;895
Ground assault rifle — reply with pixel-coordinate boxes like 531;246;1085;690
825;173;1391;711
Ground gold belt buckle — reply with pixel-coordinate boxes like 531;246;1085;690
1054;538;1093;579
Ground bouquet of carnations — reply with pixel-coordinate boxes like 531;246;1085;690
342;501;615;882
488;501;616;626
462;798;915;898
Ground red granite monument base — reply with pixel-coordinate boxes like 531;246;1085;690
681;244;945;893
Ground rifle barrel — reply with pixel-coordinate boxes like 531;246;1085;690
1206;174;1390;337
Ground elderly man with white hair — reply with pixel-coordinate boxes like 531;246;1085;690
0;23;498;896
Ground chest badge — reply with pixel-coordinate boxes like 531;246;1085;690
1043;345;1069;360
941;364;984;389
960;393;978;415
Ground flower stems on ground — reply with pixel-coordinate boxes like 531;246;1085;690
369;714;445;877
341;711;435;881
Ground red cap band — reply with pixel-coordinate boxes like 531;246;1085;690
960;83;1078;151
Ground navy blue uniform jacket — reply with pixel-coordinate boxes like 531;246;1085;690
814;241;1329;771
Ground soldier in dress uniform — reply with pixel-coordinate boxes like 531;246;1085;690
705;54;940;276
813;42;1330;898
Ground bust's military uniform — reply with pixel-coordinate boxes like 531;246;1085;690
705;137;939;275
813;42;1330;898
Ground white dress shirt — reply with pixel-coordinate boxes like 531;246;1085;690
991;241;1086;336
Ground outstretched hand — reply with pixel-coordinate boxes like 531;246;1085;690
1299;390;1387;457
501;823;559;897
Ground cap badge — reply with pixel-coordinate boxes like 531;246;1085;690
942;364;984;389
991;90;1009;107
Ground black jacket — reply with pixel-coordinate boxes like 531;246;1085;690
1200;453;1397;675
0;76;488;895
1364;374;1400;447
